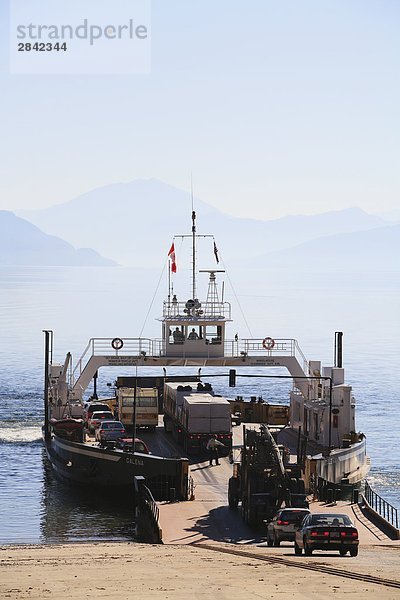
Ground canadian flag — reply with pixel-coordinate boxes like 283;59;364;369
168;243;177;273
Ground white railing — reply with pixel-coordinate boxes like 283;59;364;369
225;338;309;374
162;300;232;320
71;336;309;386
71;337;164;382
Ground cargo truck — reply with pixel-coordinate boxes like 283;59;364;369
117;386;159;432
163;382;232;455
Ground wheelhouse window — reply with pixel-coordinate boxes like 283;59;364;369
204;325;222;345
169;326;185;344
187;326;201;340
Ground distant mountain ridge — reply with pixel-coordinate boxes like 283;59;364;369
375;209;400;223
18;178;389;267
253;223;400;271
0;211;116;266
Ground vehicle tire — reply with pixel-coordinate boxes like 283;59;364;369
241;499;247;524
304;541;312;556
246;503;253;526
273;533;280;547
228;479;239;510
228;496;239;510
339;548;347;556
294;541;302;555
297;479;306;494
350;547;358;557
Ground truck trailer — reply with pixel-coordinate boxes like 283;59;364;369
163;381;232;455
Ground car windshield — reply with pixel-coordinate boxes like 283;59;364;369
280;510;309;523
309;514;352;526
88;405;109;413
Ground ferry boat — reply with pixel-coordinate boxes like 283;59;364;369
43;211;370;498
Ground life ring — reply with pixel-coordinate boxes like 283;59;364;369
262;337;275;350
111;337;124;350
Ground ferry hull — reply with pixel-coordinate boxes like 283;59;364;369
45;436;188;499
314;437;370;487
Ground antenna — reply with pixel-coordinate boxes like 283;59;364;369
191;174;196;300
191;172;194;212
192;209;196;300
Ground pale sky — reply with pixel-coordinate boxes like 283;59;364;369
0;0;399;219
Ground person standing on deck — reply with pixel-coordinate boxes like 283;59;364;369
206;434;224;466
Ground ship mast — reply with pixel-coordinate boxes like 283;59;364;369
192;209;196;300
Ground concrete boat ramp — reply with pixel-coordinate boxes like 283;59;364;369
158;455;261;545
157;456;394;547
139;423;397;547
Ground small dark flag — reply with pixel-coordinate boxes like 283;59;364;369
213;241;219;264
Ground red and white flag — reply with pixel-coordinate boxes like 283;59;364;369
168;242;177;273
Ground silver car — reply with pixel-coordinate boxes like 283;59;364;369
267;508;310;546
95;420;126;443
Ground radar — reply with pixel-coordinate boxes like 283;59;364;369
185;299;195;310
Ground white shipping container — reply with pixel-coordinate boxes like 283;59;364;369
209;399;231;418
210;417;231;433
186;417;212;433
183;396;212;418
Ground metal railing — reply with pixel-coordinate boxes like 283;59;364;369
364;480;398;529
141;483;160;526
163;300;232;320
70;336;310;386
71;337;164;381
236;338;309;374
134;476;162;543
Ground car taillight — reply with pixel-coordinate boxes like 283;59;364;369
277;520;289;526
340;530;358;538
311;530;329;537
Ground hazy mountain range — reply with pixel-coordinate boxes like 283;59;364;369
0;211;115;266
248;223;400;271
17;178;396;270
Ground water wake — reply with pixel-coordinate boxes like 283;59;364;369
0;425;42;444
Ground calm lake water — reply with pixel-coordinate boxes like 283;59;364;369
0;265;399;543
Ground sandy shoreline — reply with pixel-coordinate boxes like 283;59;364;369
1;541;399;599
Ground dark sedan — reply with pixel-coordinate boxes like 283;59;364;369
294;513;359;557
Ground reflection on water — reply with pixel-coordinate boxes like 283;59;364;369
40;452;136;543
0;441;136;544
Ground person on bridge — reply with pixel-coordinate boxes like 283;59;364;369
206;435;224;466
